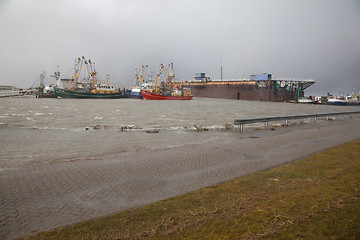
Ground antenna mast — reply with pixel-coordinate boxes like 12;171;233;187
220;58;223;81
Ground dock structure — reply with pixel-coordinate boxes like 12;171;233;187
234;111;360;132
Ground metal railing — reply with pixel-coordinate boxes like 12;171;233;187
234;111;360;132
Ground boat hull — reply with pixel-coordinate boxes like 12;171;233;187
37;86;57;98
37;93;57;98
140;90;193;100
181;80;313;102
55;87;125;99
327;99;347;106
346;101;360;106
130;89;143;99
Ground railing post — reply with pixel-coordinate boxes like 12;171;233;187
233;111;360;132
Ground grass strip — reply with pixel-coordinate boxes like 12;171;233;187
24;139;360;239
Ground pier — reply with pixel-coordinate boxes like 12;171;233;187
0;86;21;98
234;111;360;132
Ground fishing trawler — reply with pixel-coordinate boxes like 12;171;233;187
54;56;125;99
140;63;193;100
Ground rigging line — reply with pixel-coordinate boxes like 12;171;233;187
123;73;135;88
29;76;40;88
97;73;105;82
62;66;74;79
173;65;184;81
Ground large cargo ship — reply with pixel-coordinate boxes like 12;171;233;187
180;73;315;102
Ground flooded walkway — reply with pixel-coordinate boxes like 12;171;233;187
0;118;359;239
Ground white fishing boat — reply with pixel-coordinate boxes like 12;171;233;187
297;97;317;104
327;98;347;106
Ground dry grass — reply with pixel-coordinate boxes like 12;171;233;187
24;139;360;240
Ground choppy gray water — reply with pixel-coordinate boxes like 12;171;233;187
1;97;359;170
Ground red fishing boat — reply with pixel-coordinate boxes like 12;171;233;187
141;90;193;100
140;63;193;100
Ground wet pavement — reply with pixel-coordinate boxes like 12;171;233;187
0;118;359;239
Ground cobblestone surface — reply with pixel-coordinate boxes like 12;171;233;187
0;119;359;239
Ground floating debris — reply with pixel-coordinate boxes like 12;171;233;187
193;124;209;132
225;123;233;130
84;124;111;130
93;124;102;130
146;129;159;133
119;125;140;131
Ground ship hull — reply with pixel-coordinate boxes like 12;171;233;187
55;87;125;99
182;80;308;102
37;93;57;98
141;90;193;100
130;89;143;99
327;99;347;106
130;92;143;99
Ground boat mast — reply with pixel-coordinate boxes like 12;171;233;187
133;67;138;88
51;65;63;89
84;59;92;88
134;65;147;88
168;63;176;90
139;65;148;87
160;64;170;92
161;64;170;81
154;64;164;93
70;56;85;90
220;58;223;81
40;71;45;88
106;74;110;85
89;59;97;88
69;58;80;90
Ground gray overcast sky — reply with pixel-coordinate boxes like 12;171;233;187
0;0;359;96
